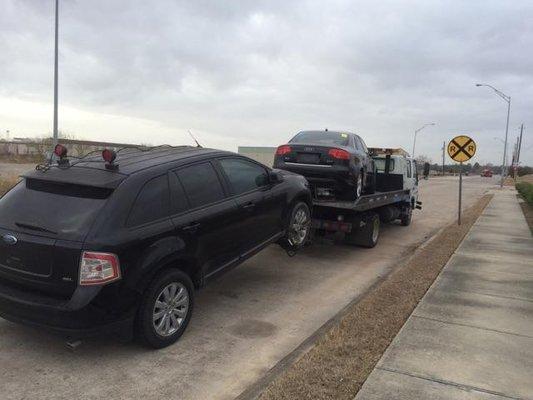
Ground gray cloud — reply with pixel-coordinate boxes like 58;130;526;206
1;0;532;164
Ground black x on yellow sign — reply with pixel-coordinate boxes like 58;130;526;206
448;135;476;162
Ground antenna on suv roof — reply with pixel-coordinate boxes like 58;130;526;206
188;130;202;148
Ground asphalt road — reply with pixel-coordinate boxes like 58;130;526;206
0;176;497;400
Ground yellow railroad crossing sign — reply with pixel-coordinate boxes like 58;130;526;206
448;135;476;162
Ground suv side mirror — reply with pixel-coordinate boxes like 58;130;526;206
269;171;284;184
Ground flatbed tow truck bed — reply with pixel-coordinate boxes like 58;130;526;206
312;189;410;211
309;188;418;248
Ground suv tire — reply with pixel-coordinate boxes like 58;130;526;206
136;269;194;349
280;201;311;250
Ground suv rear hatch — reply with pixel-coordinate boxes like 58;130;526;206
0;168;122;298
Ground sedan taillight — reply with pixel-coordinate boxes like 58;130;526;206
328;148;350;160
276;145;292;155
79;251;121;286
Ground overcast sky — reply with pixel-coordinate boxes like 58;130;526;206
1;0;531;165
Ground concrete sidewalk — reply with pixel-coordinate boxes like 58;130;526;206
356;190;533;400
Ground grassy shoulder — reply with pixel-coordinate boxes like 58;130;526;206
516;181;533;234
257;194;493;400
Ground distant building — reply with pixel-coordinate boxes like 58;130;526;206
238;146;277;167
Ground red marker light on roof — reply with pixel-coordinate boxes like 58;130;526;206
102;149;117;163
54;144;67;158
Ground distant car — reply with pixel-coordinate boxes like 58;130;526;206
481;169;493;177
273;130;375;200
0;145;312;348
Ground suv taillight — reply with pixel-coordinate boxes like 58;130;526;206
328;148;350;160
79;251;121;286
276;145;292;155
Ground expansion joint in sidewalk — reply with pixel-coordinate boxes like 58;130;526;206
376;367;521;400
411;315;533;339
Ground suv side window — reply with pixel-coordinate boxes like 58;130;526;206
128;175;170;226
219;158;269;195
406;160;412;178
176;162;225;209
168;172;189;215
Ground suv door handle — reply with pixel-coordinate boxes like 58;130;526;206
242;202;255;210
182;222;201;231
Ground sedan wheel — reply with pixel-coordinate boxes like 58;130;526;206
356;174;363;198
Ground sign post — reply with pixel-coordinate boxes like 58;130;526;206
447;135;477;225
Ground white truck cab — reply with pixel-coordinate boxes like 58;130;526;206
370;148;419;209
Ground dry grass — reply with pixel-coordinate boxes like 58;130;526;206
0;174;19;196
518;174;533;184
258;194;493;400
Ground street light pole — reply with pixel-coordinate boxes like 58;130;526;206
476;83;511;188
412;123;435;158
53;0;59;147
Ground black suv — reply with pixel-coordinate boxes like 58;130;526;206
0;145;312;348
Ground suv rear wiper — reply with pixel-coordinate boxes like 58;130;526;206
15;222;58;235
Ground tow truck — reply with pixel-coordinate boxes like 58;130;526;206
310;148;421;248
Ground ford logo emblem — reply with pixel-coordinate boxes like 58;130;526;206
2;234;18;245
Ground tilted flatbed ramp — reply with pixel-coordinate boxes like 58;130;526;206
312;189;410;212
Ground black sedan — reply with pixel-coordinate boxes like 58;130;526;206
273;130;375;200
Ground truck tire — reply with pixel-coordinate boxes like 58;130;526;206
344;212;380;248
400;204;413;226
136;269;194;349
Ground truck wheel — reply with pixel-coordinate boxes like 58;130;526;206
400;205;413;226
136;269;194;349
344;212;380;248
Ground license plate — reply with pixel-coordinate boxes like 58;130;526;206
297;153;320;164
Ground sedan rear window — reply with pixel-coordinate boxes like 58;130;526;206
290;131;350;146
0;179;111;241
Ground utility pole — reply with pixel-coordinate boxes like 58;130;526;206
475;83;511;188
442;141;445;175
53;0;59;146
412;123;435;158
515;124;524;178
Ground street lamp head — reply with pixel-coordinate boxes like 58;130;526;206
475;83;483;87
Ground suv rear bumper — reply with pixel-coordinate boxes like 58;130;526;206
0;279;134;338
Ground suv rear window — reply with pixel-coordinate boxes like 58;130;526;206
290;131;350;146
0;179;112;241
